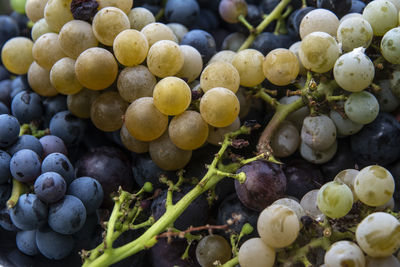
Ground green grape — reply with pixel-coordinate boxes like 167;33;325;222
32;33;66;70
50;57;83;95
141;22;178;47
195;235;231;267
67;88;100;119
200;61;240;93
344;91;379;125
207;117;240;145
316;181;354;218
381;27;400;64
238;238;275;267
334;169;359;201
149;132;192;171
299;31;341;73
124;97;168;141
10;0;26;14
117;65;156;103
257;204;300;248
1;37;34;75
340;13;363;23
208;50;236;65
27;61;58;97
113;29;149;67
58;20;98;59
301;115;337;150
90;91;129;132
96;0;133;14
31;18;54;42
168;110;209;150
362;0;398;36
176;45;203;83
300;189;324;220
354;165;395;207
300;140;337;164
333;48;375;93
270;120;300;158
25;0;47;22
75;47;118;91
289;41;307;75
324;241;366;267
92;7;130;46
153;77;191;116
329;110;363;136
44;0;73;32
263;48;300;86
200;87;240;127
299;8;339;39
120;124;149;154
272;198;306;220
231;49;265;87
128;7;155;31
366;255;400;267
166;23;188;43
146;40;184;78
337;17;373;52
356;212;400;257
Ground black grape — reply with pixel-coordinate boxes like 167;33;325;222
10;149;41;183
0;207;19;231
317;0;352;17
287;6;315;35
0;66;10;82
0;150;11;184
34;172;67;204
42;95;68;128
41;152;75;184
0;79;12;107
16;230;39;256
36;227;74;260
39;135;68;157
165;0;200;27
0;114;19;148
0;15;19;50
250;32;294;55
8;134;44;157
10;194;47;230
349;0;366;13
67;177;104;214
49;111;86;147
181;29;217;63
0;101;9;114
11;91;43;124
10;75;30;99
0;183;11;207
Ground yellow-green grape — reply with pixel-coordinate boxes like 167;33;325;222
90;91;128;132
92;7;130;46
11;0;26;14
146;40;184;78
195;235;231;267
58;20;98;59
153;77;191;115
117;65;156;103
366;255;400;267
263;48;300;86
31;18;54;42
236;87;251;119
27;61;58;97
289;41;307;75
231;49;265;87
167;23;188;43
140;22;177;47
334;169;359;201
299;31;341;73
1;37;33;75
200;61;240;93
128;7;155;31
113;29;149;67
96;0;133;14
50;57;82;95
149;132;192;171
356;212;400;257
324;241;366;267
67;88;100;118
316;181;354;218
168;111;209;150
44;0;73;32
300;189;324;220
208;50;236;65
354;165;395;207
272;198;306;220
176;45;203;83
238;238;276;267
32;33;66;70
207;117;240;145
120;123;149;153
200;87;240;127
299;8;339;39
381;27;400;64
362;0;398;36
75;47;118;90
257;204;300;248
25;0;48;22
337;17;373;52
124;97;168;141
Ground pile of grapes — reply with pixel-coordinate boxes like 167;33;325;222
1;0;400;266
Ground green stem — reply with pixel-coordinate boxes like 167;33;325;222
238;14;254;32
255;88;280;109
326;95;347;102
7;179;27;208
221;256;239;267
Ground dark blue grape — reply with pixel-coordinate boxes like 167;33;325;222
0;183;11;207
41;152;75;185
34;172;67;203
141;4;161;16
70;0;99;22
260;0;303;14
181;29;217;63
39;135;68;157
7;134;44;157
0;79;12;107
0;114;19;147
16;230;39;256
0;206;19;231
10;11;30;37
287;6;315;36
42;94;67;128
0;15;19;50
165;0;200;27
11;91;43;124
10;149;41;183
351;113;400;167
10;75;30;99
191;9;219;31
0;66;10;81
36;227;74;260
10;194;47;230
49;111;86;146
48;195;87;235
72;213;102;250
250;32;293;55
0;150;11;183
349;0;366;13
0;101;9;114
235;160;287;211
67;177;103;214
317;0;352;17
151;186;209;230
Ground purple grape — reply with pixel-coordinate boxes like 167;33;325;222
165;0;200;27
49;111;86;146
0;207;19;231
39;135;68;157
0;183;11;207
36;227;74;260
11;91;43;124
67;177;103;214
7;134;43;157
34;172;67;204
10;149;41;183
10;194;47;230
41;152;74;184
235;160;287;211
0;150;11;183
0;114;19;148
16;230;39;256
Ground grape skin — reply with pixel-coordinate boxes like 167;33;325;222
113;29;149;67
238;238;275;267
128;7;155;31
200;61;240;93
231;49;265;87
324;241;365;267
263;48;300;86
362;0;398;36
316;181;353;218
146;40;184;78
344;91;379;125
1;37;34;75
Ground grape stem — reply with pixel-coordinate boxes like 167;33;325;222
220;256;239;267
238;14;255;33
6;179;27;208
238;0;293;51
